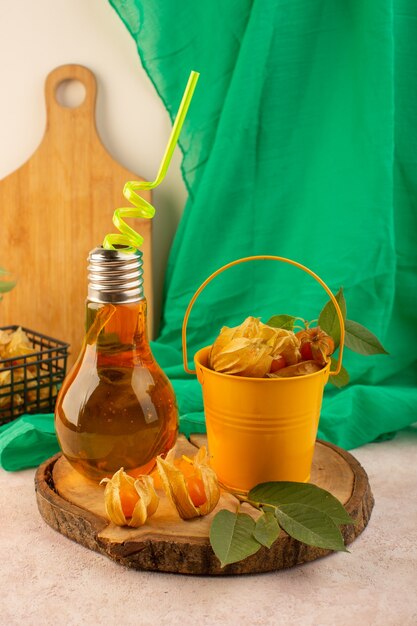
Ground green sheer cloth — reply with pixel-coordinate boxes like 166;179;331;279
1;0;416;471
111;0;417;449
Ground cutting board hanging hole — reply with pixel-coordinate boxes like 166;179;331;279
45;64;97;122
55;80;86;109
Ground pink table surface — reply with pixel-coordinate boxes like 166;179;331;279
1;426;416;626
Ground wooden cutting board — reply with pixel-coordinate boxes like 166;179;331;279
0;64;152;367
35;434;374;575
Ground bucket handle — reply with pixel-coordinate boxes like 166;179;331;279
182;255;345;376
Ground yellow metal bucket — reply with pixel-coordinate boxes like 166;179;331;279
182;256;345;493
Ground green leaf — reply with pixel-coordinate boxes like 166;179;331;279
328;357;350;388
0;268;16;294
318;287;346;348
253;512;280;548
275;504;347;552
209;510;262;567
344;319;388;355
0;280;16;294
266;314;296;330
249;482;353;525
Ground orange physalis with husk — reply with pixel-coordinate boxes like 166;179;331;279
156;446;220;520
100;469;159;527
295;326;335;366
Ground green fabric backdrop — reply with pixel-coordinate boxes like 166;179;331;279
1;0;416;472
109;0;417;449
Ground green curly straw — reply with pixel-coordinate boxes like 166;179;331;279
103;70;200;253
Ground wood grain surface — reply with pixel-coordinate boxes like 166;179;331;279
0;64;152;366
35;435;374;575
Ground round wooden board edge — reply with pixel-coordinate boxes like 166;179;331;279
34;440;374;576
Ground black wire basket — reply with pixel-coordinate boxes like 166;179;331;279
0;326;69;426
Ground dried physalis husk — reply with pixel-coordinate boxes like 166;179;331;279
0;328;47;412
100;469;159;527
209;316;301;377
24;369;54;405
3;327;34;360
268;360;323;378
269;328;301;365
209;317;274;377
209;316;259;366
0;370;11;386
210;317;263;360
27;385;56;406
0;370;24;409
0;330;11;356
156;446;220;520
211;337;273;377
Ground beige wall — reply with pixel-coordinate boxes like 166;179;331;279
0;0;187;331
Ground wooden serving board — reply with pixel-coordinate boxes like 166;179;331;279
35;435;374;575
0;64;152;366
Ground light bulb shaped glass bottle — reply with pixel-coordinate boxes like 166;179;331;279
55;247;178;481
